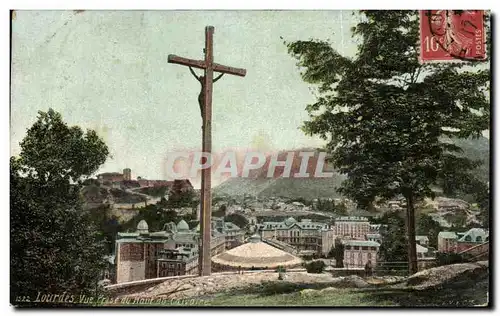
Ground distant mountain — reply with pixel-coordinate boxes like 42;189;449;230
446;136;490;183
214;136;490;200
214;149;346;199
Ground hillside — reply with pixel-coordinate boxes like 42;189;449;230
81;184;147;208
215;137;489;200
214;149;346;199
445;136;490;183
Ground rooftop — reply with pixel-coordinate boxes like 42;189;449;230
416;235;429;241
343;240;380;247
261;217;330;231
212;240;302;268
458;228;488;243
438;231;458;239
335;216;369;222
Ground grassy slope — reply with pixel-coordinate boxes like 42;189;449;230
200;277;489;307
203;289;393;306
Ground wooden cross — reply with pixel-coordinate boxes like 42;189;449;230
168;26;246;276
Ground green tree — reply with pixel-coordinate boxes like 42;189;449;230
88;204;122;254
379;213;408;263
335;201;348;216
328;238;345;267
168;180;195;207
11;109;110;306
416;213;442;248
213;204;227;218
123;204;179;232
286;10;489;274
304;260;326;274
224;213;249;229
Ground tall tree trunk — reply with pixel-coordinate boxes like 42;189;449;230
406;192;418;275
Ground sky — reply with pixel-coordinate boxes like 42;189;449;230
11;10;359;186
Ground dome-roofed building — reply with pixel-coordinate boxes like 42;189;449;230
284;217;297;226
211;234;302;271
137;220;149;234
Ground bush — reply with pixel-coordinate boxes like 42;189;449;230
436;252;473;266
255;281;305;295
305;260;326;274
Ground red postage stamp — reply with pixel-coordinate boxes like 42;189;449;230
420;10;486;62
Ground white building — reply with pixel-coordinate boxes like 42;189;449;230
334;216;371;240
343;240;380;268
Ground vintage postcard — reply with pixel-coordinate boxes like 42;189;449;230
10;10;490;308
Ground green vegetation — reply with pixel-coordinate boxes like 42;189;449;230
315;198;348;215
212;204;227;218
198;275;488;307
137;185;169;197
435;252;473;267
224;213;249;229
328;238;345;267
89;205;122;254
204;289;393;306
304;260;326;274
121;205;179;232
416;214;442;248
378;212;408;263
11;109;109;306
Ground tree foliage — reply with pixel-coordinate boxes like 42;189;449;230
224;213;249;229
328;238;345;267
122;204;179;232
11;109;110;306
305;260;326;274
88;205;122;254
378;212;408;262
416;213;442;248
286;10;490;273
286;10;489;207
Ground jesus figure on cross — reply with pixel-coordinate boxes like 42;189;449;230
189;66;224;122
168;26;246;276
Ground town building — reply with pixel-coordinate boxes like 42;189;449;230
115;219;226;283
97;172;124;183
96;168;192;191
366;233;382;244
415;235;429;247
343;240;380;268
123;168;132;181
156;247;198;277
437;231;458;253
212;218;245;249
437;228;489;253
369;224;388;234
416;244;435;259
334;216;371;240
258;217;334;257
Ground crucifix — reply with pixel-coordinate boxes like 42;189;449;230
168;26;246;276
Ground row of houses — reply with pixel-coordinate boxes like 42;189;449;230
257;216;439;269
257;216;380;267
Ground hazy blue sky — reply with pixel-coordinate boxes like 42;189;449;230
11;10;359;184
